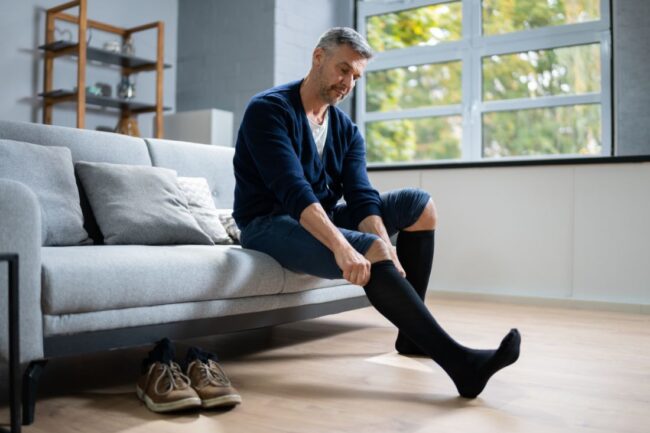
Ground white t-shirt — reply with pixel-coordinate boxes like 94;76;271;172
308;110;329;157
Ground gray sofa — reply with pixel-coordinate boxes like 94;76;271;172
0;119;368;424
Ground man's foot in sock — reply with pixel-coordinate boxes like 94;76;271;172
449;328;521;399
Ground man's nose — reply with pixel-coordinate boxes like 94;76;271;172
343;73;354;89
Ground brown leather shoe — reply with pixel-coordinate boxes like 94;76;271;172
136;361;201;413
187;359;242;408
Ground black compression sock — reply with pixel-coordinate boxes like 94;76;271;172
448;329;521;398
395;229;435;355
364;260;521;398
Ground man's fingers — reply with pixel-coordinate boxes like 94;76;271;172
343;268;352;283
349;268;358;285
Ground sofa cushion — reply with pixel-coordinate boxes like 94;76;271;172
177;176;232;244
76;162;214;245
0;139;90;246
41;245;287;314
145;138;235;209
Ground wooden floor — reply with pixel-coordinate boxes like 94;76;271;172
2;296;649;433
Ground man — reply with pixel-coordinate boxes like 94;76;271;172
233;27;520;398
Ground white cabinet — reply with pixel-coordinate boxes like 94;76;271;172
162;108;233;147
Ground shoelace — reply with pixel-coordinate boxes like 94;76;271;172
190;359;232;389
148;362;192;396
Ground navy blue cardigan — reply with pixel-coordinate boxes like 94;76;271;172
233;80;381;230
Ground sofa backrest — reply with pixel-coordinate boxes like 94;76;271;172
145;138;235;209
0;120;152;165
0;120;237;241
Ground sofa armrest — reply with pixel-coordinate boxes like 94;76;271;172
0;179;44;363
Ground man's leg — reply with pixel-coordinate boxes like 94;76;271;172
242;211;520;398
331;188;438;355
240;213;379;279
362;239;521;398
395;197;437;355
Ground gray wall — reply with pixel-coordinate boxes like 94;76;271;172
176;0;354;144
274;0;353;85
0;0;178;138
613;0;650;156
274;0;354;114
176;0;275;140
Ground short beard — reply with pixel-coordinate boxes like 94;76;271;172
316;68;349;106
318;84;350;106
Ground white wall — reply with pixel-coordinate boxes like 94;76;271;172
370;163;650;306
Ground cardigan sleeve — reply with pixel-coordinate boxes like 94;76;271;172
240;97;319;221
341;124;382;228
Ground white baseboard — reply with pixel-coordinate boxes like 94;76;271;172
427;289;650;315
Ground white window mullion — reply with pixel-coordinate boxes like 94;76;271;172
361;0;453;17
365;105;463;122
356;6;367;139
366;42;465;72
483;93;602;113
467;0;482;161
600;30;613;156
480;30;604;58
476;20;610;51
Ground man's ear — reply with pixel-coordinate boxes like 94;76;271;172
313;47;326;67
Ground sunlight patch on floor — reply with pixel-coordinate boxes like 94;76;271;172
364;352;434;373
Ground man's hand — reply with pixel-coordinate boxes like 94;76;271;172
358;215;406;278
300;203;373;286
334;245;371;286
388;244;406;278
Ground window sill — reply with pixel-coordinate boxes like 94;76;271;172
367;155;650;171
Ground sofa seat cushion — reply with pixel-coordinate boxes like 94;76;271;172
42;246;355;316
41;245;287;314
282;271;349;294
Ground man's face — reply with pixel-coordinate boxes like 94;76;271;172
313;44;368;106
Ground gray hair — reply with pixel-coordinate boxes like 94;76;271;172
315;27;374;59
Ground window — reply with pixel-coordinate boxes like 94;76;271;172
356;0;611;164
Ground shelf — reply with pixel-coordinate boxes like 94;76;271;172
39;89;171;113
41;1;169;137
39;40;171;72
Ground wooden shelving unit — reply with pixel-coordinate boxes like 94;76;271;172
40;0;170;137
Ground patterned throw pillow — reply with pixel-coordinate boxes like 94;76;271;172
177;177;233;245
215;209;241;245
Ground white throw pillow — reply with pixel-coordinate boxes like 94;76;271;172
177;177;232;245
215;208;241;244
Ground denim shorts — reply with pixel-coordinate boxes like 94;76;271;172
240;187;431;279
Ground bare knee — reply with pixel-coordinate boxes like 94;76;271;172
364;239;392;263
405;198;437;231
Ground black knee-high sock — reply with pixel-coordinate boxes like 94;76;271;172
395;229;435;355
364;260;521;398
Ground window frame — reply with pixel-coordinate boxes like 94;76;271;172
356;0;612;165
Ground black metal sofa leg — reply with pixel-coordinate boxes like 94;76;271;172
21;360;47;426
